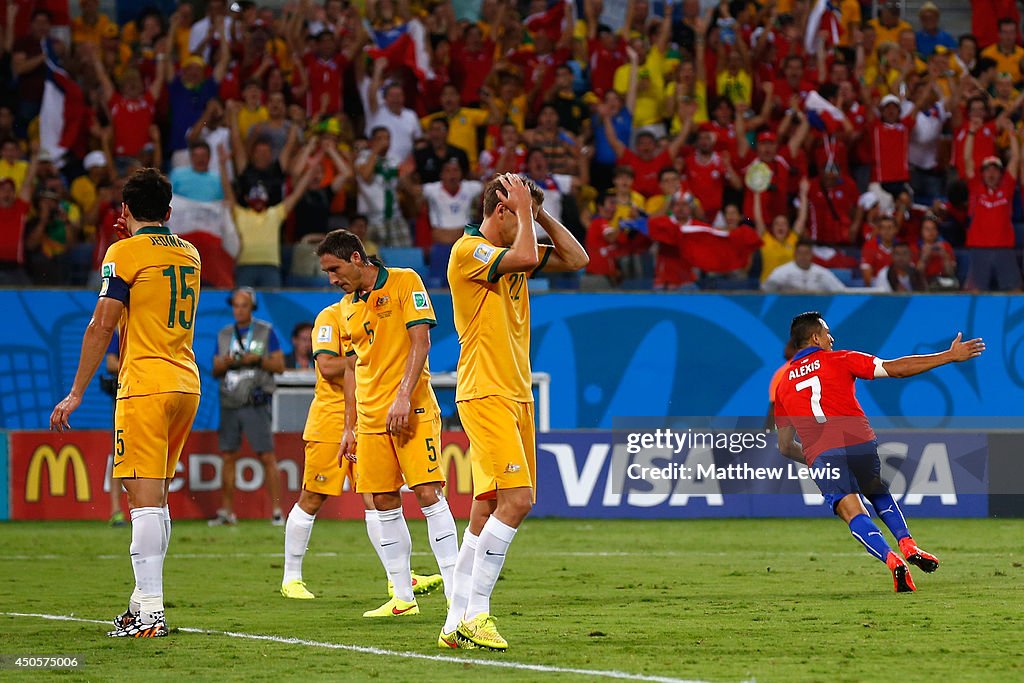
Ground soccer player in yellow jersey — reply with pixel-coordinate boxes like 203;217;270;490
281;302;442;600
317;229;460;618
50;168;202;638
440;174;588;650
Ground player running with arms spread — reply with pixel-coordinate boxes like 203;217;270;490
774;312;984;591
280;301;441;600
50;168;202;637
440;174;588;650
317;229;459;618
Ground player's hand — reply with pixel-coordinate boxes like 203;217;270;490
497;173;532;215
948;333;985;362
49;393;82;432
386;394;411;436
114;204;131;240
340;429;357;463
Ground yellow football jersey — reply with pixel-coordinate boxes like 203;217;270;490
447;225;552;403
99;225;202;398
303;302;347;443
339;263;440;434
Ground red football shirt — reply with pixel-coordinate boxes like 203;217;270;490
0;198;29;264
619;148;673;198
774;348;879;463
588;37;626;97
302;53;346;116
740;151;793;221
870;116;916;183
646;215;697;287
683;150;727;217
967;173;1017;248
953;122;997;179
451;39;495;104
109;92;156;157
808;180;856;244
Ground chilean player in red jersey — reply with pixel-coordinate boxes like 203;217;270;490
774;312;985;592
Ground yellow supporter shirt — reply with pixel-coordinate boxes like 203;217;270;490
0;159;28;192
448;225;554;403
981;44;1024;83
233;203;285;266
303;303;347;443
837;0;862;47
70;175;99;236
98;225;202;397
759;230;798;282
422;108;490;165
666;81;708;133
238;106;270;141
339;262;440;433
868;18;913;47
716;70;752;106
72;14;117;47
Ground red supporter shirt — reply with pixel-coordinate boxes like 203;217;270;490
109;92;156;157
0;198;29;264
646;215;697;287
682;150;728;217
973;0;1020;48
451;39;494;104
302;53;347;116
710;121;740;159
953;123;997;179
920;240;955;278
870;116;915;183
773;348;879;463
726;225;763;271
860;237;915;275
584;217;621;278
619;149;673;198
588;37;626;97
808;180;856;244
967;174;1017;248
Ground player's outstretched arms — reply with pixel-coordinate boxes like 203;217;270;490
880;333;986;379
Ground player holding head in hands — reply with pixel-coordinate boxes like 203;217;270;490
441;174;588;650
50;168;202;637
774;312;984;592
317;229;458;618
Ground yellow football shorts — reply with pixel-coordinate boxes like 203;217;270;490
113;392;201;479
457;396;536;501
355;416;444;494
303;441;355;496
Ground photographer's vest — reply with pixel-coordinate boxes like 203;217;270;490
217;319;277;409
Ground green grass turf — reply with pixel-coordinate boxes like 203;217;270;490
1;518;1022;682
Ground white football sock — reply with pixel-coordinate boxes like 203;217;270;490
130;507;165;623
161;505;171;556
442;530;478;634
283;504;316;583
377;507;414;602
466;517;517;620
364;509;389;582
422;498;459;599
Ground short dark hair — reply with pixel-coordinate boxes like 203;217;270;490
291;321;313;338
658;166;679;180
123;168;172;222
613;165;635;179
998;18;1017;29
370;126;390;138
429;117;449;130
189;140;211;153
481;175;544;217
790;311;825;349
316;229;369;262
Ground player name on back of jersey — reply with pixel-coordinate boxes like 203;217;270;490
144;233;190;248
788;359;820;380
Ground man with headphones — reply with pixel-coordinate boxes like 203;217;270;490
210;287;287;525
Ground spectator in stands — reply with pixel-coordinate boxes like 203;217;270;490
546;63;591;139
582;192;626;288
167;15;230;167
478;121;528;179
524;104;581;177
421;84;488;172
861;215;912;287
918;215;958;290
187;97;233;176
525;146;583;238
591;52;637;192
285;321;314;370
980;18;1024;84
682;122;740;222
807;164;858;245
914;3;956;58
189;0;233;63
908;82;951;205
762;240;847;293
646;192;700;291
420;159;482;245
603;123;686;199
757;178;809;283
71;150;111;238
11;10;54;134
964;120;1022;292
414;118;469;184
366;60;422;166
26;176;82;285
875;242;927;292
220;150;316;287
356;126;412;248
738;125;807;228
868;91;929;197
869;2;913;47
0;139;28;193
232;129;289;208
0;151;37;285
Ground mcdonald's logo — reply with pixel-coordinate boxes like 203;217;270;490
440;442;473;495
25;444;91;503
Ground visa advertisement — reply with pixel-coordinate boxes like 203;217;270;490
7;430;987;520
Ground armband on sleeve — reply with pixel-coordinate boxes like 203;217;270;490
99;276;130;303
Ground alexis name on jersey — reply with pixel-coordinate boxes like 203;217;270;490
788;359;820;381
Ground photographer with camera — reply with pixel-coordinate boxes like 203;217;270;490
210;286;286;526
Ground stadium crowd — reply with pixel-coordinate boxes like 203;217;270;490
0;0;1021;292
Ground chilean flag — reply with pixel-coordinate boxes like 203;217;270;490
39;54;86;167
524;0;568;43
367;18;434;80
805;0;842;55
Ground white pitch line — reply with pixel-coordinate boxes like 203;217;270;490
3;612;712;683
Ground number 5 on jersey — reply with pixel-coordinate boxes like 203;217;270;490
795;375;827;423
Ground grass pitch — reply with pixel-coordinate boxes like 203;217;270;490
1;518;1022;682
